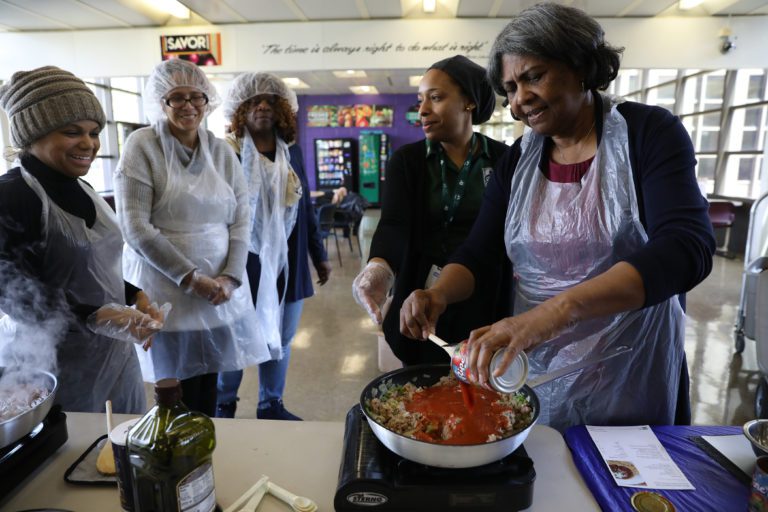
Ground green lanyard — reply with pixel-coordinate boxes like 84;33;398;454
439;133;476;229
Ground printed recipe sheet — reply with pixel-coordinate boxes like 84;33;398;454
587;425;695;490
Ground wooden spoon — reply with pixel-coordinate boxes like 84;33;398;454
95;400;116;475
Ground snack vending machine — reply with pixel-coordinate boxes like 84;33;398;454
314;138;357;192
358;131;389;207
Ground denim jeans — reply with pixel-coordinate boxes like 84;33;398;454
217;299;304;409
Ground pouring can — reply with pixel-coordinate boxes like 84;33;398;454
451;340;529;393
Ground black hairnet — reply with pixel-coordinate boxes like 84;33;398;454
428;55;496;124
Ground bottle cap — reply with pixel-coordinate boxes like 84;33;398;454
489;350;529;393
154;378;182;406
630;491;676;512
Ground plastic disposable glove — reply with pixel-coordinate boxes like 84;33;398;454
352;260;395;324
183;270;222;302
210;276;240;306
133;291;170;350
87;303;169;345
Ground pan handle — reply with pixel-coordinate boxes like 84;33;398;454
526;345;632;388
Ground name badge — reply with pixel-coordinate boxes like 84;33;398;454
482;167;494;186
425;264;442;289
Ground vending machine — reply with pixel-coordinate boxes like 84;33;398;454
314;138;357;192
358;131;389;207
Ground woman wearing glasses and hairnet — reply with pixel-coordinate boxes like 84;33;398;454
215;72;332;420
114;59;270;415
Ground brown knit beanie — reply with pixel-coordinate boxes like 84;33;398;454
0;66;106;149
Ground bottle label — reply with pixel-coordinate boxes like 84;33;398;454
176;462;216;512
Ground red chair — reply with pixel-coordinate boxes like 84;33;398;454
709;201;736;257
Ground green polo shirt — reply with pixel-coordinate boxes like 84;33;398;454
424;133;494;267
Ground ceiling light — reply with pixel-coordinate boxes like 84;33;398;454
409;75;423;87
283;77;310;89
423;0;436;13
333;70;367;78
678;0;703;9
350;85;379;95
153;0;190;18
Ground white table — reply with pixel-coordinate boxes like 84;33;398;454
1;412;599;511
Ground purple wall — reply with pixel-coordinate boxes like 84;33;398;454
296;94;424;191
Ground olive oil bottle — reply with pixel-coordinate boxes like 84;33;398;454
127;379;217;512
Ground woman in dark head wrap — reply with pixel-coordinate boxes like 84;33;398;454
352;55;510;365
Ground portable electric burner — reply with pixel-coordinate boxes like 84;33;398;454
0;405;68;500
334;405;536;512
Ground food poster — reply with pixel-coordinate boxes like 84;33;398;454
354;105;393;128
337;106;355;127
307;105;338;127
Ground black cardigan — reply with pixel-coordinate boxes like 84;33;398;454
369;135;511;365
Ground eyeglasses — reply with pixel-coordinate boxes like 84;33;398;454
164;93;209;109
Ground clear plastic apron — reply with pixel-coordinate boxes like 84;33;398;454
10;168;144;413
504;94;685;432
123;123;269;381
242;134;299;359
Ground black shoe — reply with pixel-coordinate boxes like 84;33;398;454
256;399;302;421
215;400;237;418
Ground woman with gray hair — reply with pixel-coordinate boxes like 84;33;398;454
215;72;331;420
400;3;715;431
114;59;269;415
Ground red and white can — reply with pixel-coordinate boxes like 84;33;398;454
451;340;529;393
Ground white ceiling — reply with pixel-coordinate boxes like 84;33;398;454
1;0;767;94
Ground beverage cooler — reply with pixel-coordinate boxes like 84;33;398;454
314;138;357;192
358;131;389;207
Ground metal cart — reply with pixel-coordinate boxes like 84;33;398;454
734;192;768;353
731;192;768;417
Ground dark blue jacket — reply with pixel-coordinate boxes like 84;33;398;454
246;144;328;304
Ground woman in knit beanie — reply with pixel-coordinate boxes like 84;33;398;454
0;66;163;414
114;59;269;416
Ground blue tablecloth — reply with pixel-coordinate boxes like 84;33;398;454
564;425;751;512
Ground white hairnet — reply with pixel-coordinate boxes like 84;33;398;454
222;72;298;121
142;58;221;124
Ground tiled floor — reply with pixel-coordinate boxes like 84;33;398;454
223;211;760;427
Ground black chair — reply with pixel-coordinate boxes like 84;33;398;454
333;192;368;257
316;203;342;266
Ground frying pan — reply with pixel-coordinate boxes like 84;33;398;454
360;364;539;468
360;345;631;468
0;366;58;448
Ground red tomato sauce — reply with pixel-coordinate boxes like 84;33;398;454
405;382;513;445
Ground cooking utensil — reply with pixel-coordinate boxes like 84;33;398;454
360;345;632;468
0;366;58;449
224;475;269;512
95;400;115;475
267;481;318;512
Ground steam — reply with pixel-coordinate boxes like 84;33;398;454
0;254;73;379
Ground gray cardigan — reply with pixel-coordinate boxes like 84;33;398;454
114;126;250;285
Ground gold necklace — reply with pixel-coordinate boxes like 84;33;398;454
555;121;595;165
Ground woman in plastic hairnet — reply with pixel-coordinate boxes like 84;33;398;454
0;66;163;413
114;59;270;416
401;3;716;432
216;72;332;420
